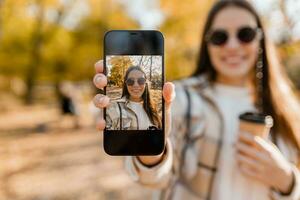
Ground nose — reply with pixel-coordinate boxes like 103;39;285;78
133;81;140;87
225;34;240;49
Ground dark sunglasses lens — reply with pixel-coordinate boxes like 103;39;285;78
238;27;256;43
126;79;134;86
210;30;228;45
137;78;146;85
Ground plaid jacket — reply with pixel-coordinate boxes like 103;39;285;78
125;74;300;200
106;98;139;130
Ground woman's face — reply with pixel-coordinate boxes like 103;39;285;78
207;6;261;85
126;70;146;101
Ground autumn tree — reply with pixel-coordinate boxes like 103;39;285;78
0;0;138;103
108;56;133;87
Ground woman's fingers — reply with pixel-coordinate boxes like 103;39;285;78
93;94;108;131
235;141;268;164
93;60;107;131
93;73;107;89
236;153;264;173
239;162;259;179
94;60;104;73
93;94;110;108
93;60;107;89
96;119;106;131
238;131;256;146
163;82;175;137
163;82;176;111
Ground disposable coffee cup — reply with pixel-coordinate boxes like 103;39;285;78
239;112;273;139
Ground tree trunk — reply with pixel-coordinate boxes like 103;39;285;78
24;1;69;104
24;2;44;104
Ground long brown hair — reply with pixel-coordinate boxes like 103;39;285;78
122;66;162;129
194;0;300;153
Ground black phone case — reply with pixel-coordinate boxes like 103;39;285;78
103;30;165;155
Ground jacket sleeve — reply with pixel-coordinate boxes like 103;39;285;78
269;135;300;200
124;81;192;189
106;101;120;130
124;138;174;189
270;164;300;200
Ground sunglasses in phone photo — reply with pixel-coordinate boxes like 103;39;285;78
126;77;146;86
205;26;263;46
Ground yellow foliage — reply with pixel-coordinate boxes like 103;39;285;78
108;56;133;87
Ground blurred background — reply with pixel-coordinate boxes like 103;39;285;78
1;0;300;199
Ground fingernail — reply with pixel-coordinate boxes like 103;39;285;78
96;76;102;83
94;95;103;106
95;60;103;66
99;96;106;106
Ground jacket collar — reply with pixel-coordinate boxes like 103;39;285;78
188;74;216;103
116;97;144;107
115;97;129;106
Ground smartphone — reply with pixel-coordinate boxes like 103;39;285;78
103;30;165;155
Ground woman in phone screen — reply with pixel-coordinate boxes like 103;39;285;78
106;66;162;130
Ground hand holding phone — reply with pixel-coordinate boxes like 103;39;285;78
93;60;175;160
94;30;175;156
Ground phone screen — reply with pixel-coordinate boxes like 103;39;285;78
103;31;164;155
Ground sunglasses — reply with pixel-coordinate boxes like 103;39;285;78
126;77;146;86
205;26;262;46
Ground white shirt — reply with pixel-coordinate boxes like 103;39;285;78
211;82;269;200
125;78;300;200
128;101;153;130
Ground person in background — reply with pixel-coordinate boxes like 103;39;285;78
57;82;80;129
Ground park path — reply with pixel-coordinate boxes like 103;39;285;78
0;104;153;200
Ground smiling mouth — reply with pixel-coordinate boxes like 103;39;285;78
221;55;247;65
131;89;141;93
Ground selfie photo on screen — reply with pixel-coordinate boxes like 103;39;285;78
105;55;162;130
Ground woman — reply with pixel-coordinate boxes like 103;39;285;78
93;1;300;199
106;66;162;130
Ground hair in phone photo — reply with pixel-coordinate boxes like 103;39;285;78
122;66;162;129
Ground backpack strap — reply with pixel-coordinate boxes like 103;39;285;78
179;86;192;179
117;102;122;130
185;87;192;140
178;86;219;200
